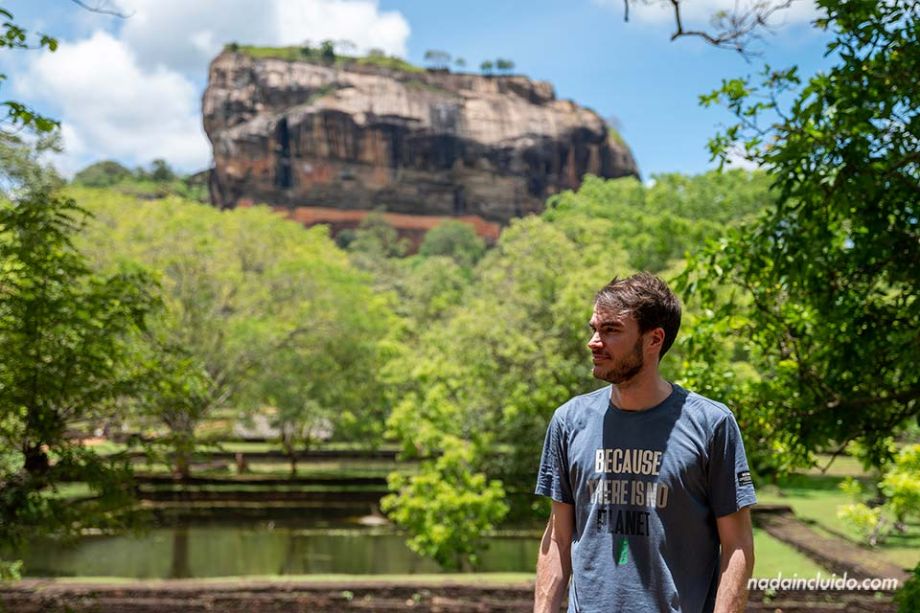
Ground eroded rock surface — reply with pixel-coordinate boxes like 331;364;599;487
203;52;639;227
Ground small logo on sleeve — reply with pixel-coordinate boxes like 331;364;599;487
737;471;753;487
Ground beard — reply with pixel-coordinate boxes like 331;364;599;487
593;338;645;384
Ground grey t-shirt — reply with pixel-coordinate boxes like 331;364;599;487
535;383;757;613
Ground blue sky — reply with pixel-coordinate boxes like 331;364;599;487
2;0;832;177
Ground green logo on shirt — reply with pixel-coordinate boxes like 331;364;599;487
615;538;630;565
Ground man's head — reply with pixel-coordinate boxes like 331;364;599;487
587;273;682;384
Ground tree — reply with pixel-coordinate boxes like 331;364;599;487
75;188;390;476
149;158;175;183
0;183;157;574
0;132;64;196
543;171;772;273
837;444;920;545
680;0;920;473
345;211;409;286
73;160;133;188
454;57;467;70
381;436;508;570
423;49;452;70
479;60;494;76
418;220;486;269
495;58;515;74
320;40;336;63
0;8;59;134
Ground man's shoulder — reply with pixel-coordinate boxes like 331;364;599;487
677;385;736;426
554;385;610;423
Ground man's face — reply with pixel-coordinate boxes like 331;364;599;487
587;304;645;384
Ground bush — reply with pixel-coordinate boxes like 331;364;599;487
896;563;920;612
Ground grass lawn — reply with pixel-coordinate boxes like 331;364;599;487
753;528;827;577
757;472;920;571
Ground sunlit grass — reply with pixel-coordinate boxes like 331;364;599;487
758;472;920;571
752;528;826;577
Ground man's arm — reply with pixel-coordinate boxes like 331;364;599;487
714;506;755;613
534;501;574;613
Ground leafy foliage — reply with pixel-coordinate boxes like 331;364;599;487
381;436;508;569
682;0;920;474
74;188;392;475
418;220;486;269
72;159;208;202
0;184;157;554
896;561;920;612
544;171;772;272
837;445;920;546
72;160;134;188
0;8;59;133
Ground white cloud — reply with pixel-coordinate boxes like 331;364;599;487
114;0;410;76
11;0;411;175
275;0;410;55
16;31;210;173
593;0;818;28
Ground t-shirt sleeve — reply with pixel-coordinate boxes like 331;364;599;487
707;412;757;517
535;409;574;504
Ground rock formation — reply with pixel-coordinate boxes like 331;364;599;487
203;50;639;236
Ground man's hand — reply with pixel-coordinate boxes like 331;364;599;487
714;506;755;613
534;501;574;613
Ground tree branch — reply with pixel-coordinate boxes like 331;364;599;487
68;0;131;18
660;0;797;55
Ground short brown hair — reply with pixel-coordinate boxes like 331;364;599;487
594;272;682;360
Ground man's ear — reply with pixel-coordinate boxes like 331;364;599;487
645;327;666;353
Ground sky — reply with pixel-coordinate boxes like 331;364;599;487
1;0;833;178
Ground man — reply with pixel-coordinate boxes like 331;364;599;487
534;273;756;613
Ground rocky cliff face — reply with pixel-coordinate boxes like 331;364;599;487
203;51;639;227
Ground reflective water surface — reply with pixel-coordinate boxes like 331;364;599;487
17;523;540;578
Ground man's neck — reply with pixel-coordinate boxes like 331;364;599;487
610;371;673;412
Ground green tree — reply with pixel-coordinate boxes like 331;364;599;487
149;158;175;183
345;211;409;294
320;40;336;62
397;256;470;325
73;160;133;188
382;436;508;570
837;444;920;545
418;220;486;269
681;0;920;474
0;8;58;134
0;185;157;573
0;133;64;197
897;562;920;612
480;60;494;76
75;188;389;475
544;171;772;273
495;58;515;74
423;49;451;70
